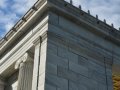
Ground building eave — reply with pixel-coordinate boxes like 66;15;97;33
0;0;48;57
48;0;120;46
0;0;47;48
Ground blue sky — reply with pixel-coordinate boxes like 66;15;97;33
0;0;120;38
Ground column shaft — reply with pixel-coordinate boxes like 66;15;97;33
0;80;4;90
17;61;33;90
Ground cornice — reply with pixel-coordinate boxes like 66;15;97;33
0;23;48;76
47;0;120;46
0;0;46;47
0;0;120;58
1;0;120;49
0;16;48;65
0;0;48;58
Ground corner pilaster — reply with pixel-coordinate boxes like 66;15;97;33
32;32;48;90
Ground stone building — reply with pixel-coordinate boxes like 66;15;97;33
0;0;120;90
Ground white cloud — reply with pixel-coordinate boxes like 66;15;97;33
0;0;7;8
5;22;14;32
71;0;120;28
0;0;37;37
12;0;37;15
0;10;19;32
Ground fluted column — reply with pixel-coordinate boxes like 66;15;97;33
15;53;33;90
0;80;4;90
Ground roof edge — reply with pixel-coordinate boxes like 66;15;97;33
0;0;120;48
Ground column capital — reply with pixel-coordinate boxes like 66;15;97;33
15;53;33;69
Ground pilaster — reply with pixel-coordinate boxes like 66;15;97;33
32;32;48;90
32;37;41;90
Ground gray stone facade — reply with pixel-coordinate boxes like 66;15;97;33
0;0;120;90
45;12;116;90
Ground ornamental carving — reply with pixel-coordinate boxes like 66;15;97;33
15;53;33;69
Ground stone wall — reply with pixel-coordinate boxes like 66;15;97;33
43;12;120;90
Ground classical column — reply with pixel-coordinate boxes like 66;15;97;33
15;53;33;90
0;80;4;90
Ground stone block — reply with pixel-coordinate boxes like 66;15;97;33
106;68;112;76
87;60;105;75
69;81;88;90
47;53;68;69
47;41;58;55
69;61;89;77
68;52;78;64
89;70;106;84
58;45;68;59
49;12;59;25
69;81;78;90
45;84;57;90
57;66;78;82
46;73;68;90
98;83;107;90
78;55;88;66
78;75;98;90
46;62;57;75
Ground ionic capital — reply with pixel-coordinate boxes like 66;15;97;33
15;53;33;69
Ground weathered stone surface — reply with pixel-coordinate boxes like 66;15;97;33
69;61;89;77
69;81;88;90
57;66;78;82
78;75;98;90
68;52;79;64
46;73;68;90
47;41;58;55
47;53;68;69
46;62;57;75
45;84;57;90
1;0;120;90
